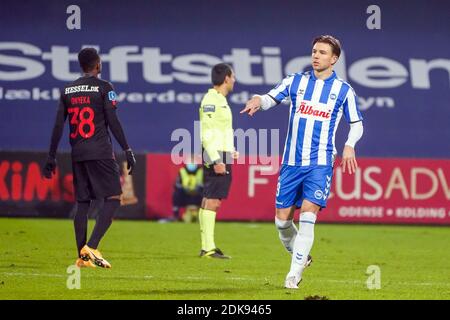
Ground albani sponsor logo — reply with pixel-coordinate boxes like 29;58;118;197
296;102;331;118
0;42;449;89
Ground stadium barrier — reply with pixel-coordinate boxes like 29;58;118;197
1;151;449;224
147;154;450;225
0;151;146;219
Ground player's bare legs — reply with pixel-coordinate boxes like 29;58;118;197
300;200;320;214
285;199;320;288
275;206;295;220
202;198;221;212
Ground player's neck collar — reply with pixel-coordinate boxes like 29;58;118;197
311;70;336;82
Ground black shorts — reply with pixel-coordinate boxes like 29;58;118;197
72;159;122;202
203;164;232;199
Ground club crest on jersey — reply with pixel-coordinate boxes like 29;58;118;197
108;91;117;106
330;93;337;100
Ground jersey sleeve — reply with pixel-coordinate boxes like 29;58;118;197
342;86;363;123
102;82;130;151
267;74;295;104
199;103;221;163
102;82;118;110
48;93;68;158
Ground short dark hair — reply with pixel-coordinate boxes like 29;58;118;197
312;35;342;57
211;63;233;86
78;48;100;72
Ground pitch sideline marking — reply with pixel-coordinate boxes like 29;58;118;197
1;272;449;287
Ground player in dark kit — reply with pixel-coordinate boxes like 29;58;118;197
42;48;136;269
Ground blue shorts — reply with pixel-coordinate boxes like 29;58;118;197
275;165;333;209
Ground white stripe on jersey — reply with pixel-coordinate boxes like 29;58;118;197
285;75;310;166
318;80;343;165
301;79;324;166
317;121;330;165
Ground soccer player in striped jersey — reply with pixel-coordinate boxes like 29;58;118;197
241;35;364;289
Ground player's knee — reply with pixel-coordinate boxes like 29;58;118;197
75;201;90;215
276;207;292;220
300;200;320;213
77;201;91;211
204;198;221;211
209;203;221;211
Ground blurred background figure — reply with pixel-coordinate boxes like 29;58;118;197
172;161;204;222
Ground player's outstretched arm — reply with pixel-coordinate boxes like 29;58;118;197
242;74;292;117
240;96;262;116
241;93;280;116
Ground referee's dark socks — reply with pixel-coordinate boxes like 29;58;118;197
87;198;120;249
74;201;90;256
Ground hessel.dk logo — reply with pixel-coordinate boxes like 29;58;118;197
0;42;448;89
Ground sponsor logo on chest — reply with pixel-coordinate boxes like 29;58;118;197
296;101;331;119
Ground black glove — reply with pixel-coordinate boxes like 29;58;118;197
42;156;57;179
125;149;136;175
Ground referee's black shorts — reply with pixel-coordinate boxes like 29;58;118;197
72;159;122;202
203;163;232;200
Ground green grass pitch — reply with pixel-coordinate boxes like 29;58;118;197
0;218;449;300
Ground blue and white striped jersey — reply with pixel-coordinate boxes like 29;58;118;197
267;70;363;167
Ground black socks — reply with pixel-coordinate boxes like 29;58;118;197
87;199;120;249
